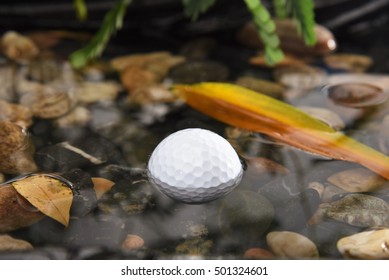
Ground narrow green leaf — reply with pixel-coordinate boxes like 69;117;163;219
291;0;316;45
244;0;284;65
73;0;88;21
182;0;217;21
273;0;288;19
70;0;133;68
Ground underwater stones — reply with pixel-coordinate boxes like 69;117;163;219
337;229;389;259
0;120;37;174
326;82;387;108
322;194;389;228
243;247;274;259
175;238;213;256
0;235;33;251
0;64;16;101
237;19;336;55
324;53;373;73
378;115;389;154
54;106;91;128
112;51;185;94
274;64;327;90
0;183;44;233
218;191;274;238
75;81;122;104
1;31;39;63
121;234;145;251
266;231;319;259
327;168;387;192
0;100;33;128
167;60;229;84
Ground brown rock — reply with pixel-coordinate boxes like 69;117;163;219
324;53;373;73
266;231;319;259
0;234;33;251
121;234;145;251
337;229;389;259
244;247;274;259
327;168;387;192
0;121;37;174
1;31;39;63
76;81;122;104
237;19;336;56
0;100;33;128
0;184;44;233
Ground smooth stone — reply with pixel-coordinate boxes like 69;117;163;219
121;234;145;251
1;31;39;63
266;231;319;259
0;100;33;128
237;19;336;55
298;106;345;130
324;53;373;73
272;188;322;231
259;173;303;205
218;190;274;238
327;168;387;192
326;82;387;108
0;234;33;251
167;60;229;84
54;106;91;128
337;229;389;259
274;64;327;90
324;194;389;227
0;120;37;174
244;247;274;259
76;81;122;104
0;184;44;233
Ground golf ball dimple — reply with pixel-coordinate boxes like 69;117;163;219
147;128;243;204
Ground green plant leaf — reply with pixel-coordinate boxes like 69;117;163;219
182;0;217;21
291;0;316;45
244;0;284;65
273;0;288;19
73;0;88;21
70;0;133;68
173;83;389;180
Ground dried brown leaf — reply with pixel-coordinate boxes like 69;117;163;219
12;175;73;226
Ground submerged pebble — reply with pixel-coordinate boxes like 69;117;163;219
1;31;39;63
324;53;373;73
337;229;389;259
243;247;274;259
235;76;285;99
327;168;387;192
326;82;387;108
266;231;319;259
0;100;33;128
0;120;37;174
121;234;145;251
323;194;389;227
0;234;33;251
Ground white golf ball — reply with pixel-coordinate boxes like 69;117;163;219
147;128;243;204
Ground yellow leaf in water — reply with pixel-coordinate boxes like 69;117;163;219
11;174;73;226
173;82;389;180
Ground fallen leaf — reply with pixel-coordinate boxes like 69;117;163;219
11;174;73;226
173;83;389;180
